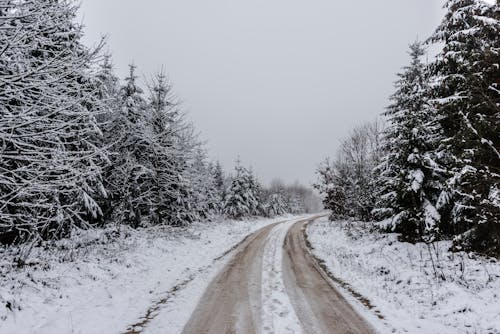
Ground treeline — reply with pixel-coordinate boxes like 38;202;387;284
316;0;499;256
0;0;316;245
222;160;321;219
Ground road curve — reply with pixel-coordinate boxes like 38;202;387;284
181;221;281;334
181;216;375;334
282;218;375;334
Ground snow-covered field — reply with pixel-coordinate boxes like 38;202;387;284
307;218;500;334
0;216;299;334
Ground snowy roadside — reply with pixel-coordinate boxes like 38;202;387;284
0;215;300;334
306;218;500;334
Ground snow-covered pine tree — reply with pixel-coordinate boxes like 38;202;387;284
95;54;120;125
374;42;443;242
265;179;288;216
248;167;266;216
428;0;499;253
212;160;227;207
0;0;107;242
145;71;196;226
102;64;152;227
224;160;260;219
315;159;347;218
188;147;221;220
266;193;287;217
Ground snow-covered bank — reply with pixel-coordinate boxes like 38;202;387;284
0;216;300;334
307;218;500;334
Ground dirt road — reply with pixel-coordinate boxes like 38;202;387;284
181;216;375;334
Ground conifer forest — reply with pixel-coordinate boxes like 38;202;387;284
0;1;499;333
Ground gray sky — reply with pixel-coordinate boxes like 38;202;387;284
79;0;444;186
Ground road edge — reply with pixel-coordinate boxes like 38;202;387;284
300;217;389;332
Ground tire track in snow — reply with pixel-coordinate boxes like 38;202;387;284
261;221;303;334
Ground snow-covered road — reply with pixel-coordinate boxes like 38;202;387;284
1;216;301;334
181;215;375;334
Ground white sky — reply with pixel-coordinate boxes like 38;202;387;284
79;0;444;186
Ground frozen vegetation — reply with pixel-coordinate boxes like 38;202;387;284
0;216;299;334
307;218;500;334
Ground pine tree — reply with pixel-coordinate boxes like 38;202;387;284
212;160;227;207
145;71;195;226
0;0;107;242
95;54;120;124
315;159;346;218
189;148;221;220
429;0;499;253
266;193;287;217
375;42;443;242
224;160;260;219
103;64;151;227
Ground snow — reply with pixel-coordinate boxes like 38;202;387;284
307;218;500;334
261;221;303;334
409;169;424;192
0;216;300;334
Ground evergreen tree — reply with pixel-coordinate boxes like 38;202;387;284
374;42;443;242
212;160;227;206
95;54;120;124
266;193;287;217
145;71;195;226
224;160;260;219
0;0;107;242
429;0;499;253
189;148;221;220
103;64;151;227
315;159;347;218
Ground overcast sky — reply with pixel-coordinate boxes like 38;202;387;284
79;0;444;186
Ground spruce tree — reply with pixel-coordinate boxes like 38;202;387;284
375;42;443;242
189;148;221;220
103;64;151;227
266;193;287;217
146;71;195;226
212;160;227;207
429;0;499;253
224;160;260;219
0;0;107;241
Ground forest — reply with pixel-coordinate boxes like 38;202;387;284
0;0;319;249
1;1;499;333
315;0;499;256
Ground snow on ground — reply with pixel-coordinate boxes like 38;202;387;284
261;221;303;334
0;215;299;334
307;218;500;334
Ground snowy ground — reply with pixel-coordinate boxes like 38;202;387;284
307;218;500;334
0;215;300;334
261;221;303;334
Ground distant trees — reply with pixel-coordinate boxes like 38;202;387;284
263;179;320;217
315;121;384;221
315;0;499;255
0;0;321;246
223;163;321;219
223;161;261;219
